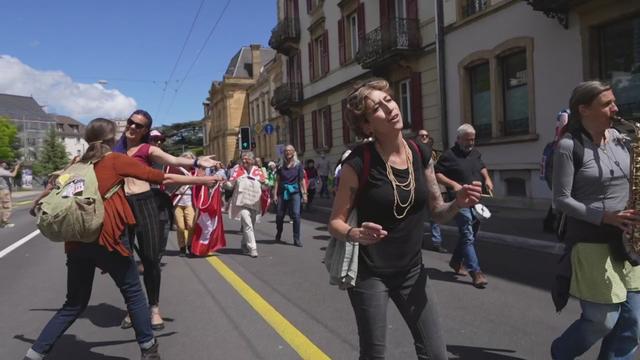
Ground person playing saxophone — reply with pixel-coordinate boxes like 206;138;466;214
551;81;640;360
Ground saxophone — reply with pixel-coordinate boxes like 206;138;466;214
615;116;640;266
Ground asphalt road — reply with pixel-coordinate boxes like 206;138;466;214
0;203;600;359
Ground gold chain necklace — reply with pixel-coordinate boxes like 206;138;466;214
379;140;415;219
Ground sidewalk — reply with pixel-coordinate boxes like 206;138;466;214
308;195;564;255
11;189;43;203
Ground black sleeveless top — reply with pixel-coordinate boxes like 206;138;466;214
344;141;431;274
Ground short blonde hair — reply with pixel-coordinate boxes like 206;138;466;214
345;78;392;138
180;151;196;159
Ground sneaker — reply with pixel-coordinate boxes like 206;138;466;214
3;223;14;228
120;314;133;329
140;341;162;360
429;244;448;253
249;249;258;258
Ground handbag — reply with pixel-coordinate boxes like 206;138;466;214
324;210;359;289
323;142;371;289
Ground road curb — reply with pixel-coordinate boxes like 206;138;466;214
312;204;564;255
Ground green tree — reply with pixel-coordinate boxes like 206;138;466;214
0;116;18;161
32;128;69;176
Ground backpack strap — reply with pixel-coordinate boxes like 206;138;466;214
104;182;123;200
359;143;371;192
568;130;584;174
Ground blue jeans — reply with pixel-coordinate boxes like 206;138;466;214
276;192;301;245
451;207;481;272
551;291;640;360
31;233;154;355
431;222;442;246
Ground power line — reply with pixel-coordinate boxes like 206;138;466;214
163;0;232;117
156;0;207;114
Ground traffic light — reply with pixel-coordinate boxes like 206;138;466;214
239;127;251;150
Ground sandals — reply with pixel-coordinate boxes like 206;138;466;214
150;306;165;331
120;307;165;331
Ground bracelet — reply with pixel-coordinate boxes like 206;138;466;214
193;158;199;168
345;227;355;242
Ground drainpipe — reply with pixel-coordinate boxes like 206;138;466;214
435;0;449;150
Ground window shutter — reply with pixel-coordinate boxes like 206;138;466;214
324;106;333;149
306;0;312;14
407;0;419;47
338;18;346;65
322;30;329;75
410;72;423;132
293;0;299;17
289;117;295;144
299;114;306;153
407;0;418;19
312;110;319;149
380;0;389;24
308;41;315;81
295;50;303;84
357;2;365;45
341;99;351;145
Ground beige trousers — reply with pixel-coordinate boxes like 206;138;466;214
0;189;11;223
174;205;195;249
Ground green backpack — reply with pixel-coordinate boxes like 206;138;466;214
36;161;120;243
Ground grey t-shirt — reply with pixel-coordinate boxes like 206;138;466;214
552;128;630;225
0;168;12;190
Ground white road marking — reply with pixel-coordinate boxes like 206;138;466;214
0;230;41;258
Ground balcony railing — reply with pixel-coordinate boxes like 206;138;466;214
463;0;488;18
356;18;420;69
271;83;303;114
268;17;300;55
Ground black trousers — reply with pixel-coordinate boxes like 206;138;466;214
347;264;447;360
127;191;163;306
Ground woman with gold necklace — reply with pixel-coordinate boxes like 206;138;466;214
328;79;482;360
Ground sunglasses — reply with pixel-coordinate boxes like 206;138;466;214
127;118;146;130
419;134;429;138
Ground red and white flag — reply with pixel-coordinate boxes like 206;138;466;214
190;183;226;256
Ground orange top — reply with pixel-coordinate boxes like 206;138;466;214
65;152;165;256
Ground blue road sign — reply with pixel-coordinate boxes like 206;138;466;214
264;123;274;135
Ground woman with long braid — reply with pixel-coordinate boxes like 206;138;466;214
113;110;219;330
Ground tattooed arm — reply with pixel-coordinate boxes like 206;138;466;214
328;164;388;245
425;162;482;224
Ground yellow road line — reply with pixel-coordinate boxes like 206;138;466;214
207;257;331;360
14;200;33;206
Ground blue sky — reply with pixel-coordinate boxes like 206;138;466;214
0;0;276;126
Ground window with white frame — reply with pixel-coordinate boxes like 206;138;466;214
312;106;332;150
460;38;535;142
347;12;358;61
501;50;529;136
469;62;492;139
398;79;412;129
314;35;324;79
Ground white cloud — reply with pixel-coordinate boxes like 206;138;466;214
0;55;137;120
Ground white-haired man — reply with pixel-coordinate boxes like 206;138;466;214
435;124;493;288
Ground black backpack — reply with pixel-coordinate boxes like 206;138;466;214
554;130;584;242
